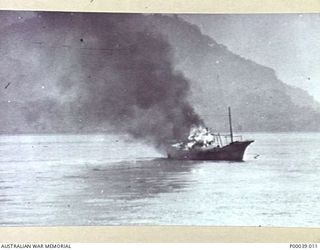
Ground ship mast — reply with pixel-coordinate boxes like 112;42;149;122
228;106;234;143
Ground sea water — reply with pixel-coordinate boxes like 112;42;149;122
0;133;319;227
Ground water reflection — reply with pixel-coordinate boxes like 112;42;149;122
38;158;199;225
80;158;201;200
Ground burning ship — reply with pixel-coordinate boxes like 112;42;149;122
167;107;254;161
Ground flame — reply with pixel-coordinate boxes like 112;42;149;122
172;125;218;150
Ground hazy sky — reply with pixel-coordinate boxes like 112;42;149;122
182;14;320;101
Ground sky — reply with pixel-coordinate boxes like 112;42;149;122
182;14;320;101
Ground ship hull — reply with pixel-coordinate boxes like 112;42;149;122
167;140;254;161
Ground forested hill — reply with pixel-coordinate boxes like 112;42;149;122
143;14;320;132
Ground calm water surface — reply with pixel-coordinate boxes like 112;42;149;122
0;133;319;226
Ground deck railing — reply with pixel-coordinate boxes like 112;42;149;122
167;133;244;147
212;133;243;147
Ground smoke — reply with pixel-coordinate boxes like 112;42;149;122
1;12;203;148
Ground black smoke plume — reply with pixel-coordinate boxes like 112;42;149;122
2;12;203;148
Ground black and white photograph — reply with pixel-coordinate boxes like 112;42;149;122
0;11;319;227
